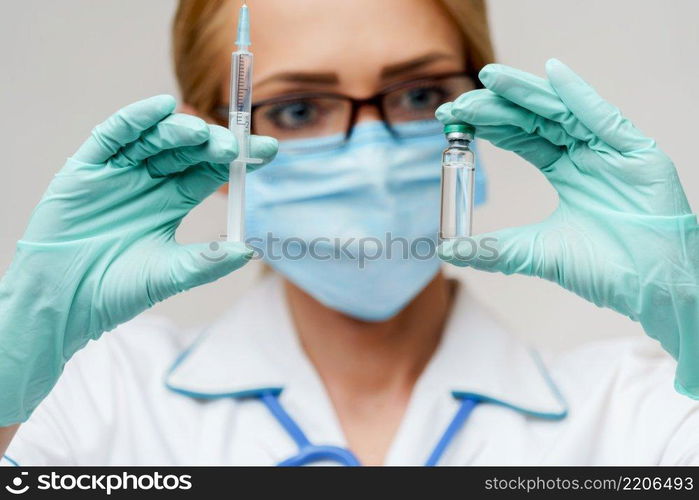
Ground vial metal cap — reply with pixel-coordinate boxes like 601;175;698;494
443;123;474;141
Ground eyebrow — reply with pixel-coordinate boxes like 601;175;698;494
256;72;339;88
380;52;455;79
255;52;455;89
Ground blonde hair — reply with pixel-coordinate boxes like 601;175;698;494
172;0;495;118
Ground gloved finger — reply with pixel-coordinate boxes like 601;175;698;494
476;124;564;171
176;135;279;203
73;95;176;164
435;101;465;126
546;59;654;153
144;125;236;178
435;101;457;123
110;114;210;169
438;101;563;171
438;224;553;279
150;242;254;303
449;89;576;148
477;64;595;144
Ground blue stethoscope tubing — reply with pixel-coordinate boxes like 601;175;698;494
258;391;479;466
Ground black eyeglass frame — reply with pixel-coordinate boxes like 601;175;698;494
214;71;477;145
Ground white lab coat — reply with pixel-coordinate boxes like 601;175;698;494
3;276;699;466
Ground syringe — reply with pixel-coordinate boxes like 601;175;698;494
227;1;262;243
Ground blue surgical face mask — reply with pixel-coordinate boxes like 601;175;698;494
246;121;486;321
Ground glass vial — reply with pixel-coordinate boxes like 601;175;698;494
440;124;476;240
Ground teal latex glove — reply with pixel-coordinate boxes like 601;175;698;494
437;60;699;398
0;95;278;424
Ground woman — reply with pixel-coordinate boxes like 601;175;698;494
0;0;697;465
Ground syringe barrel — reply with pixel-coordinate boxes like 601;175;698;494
229;50;254;156
226;50;255;244
230;51;253;119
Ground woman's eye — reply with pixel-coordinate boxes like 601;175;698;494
266;101;319;130
398;86;448;111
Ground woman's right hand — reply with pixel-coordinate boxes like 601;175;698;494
0;95;277;425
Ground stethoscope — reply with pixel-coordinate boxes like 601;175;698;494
257;391;480;466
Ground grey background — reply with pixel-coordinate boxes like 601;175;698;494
1;1;697;350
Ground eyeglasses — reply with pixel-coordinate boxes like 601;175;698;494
213;72;476;154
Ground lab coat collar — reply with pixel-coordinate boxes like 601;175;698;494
165;275;299;399
419;281;568;419
165;275;567;420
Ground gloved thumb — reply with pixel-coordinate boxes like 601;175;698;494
166;241;254;295
438;225;548;278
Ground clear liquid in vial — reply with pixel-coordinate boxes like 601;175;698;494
440;139;475;240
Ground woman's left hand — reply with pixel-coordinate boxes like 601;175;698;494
436;59;699;398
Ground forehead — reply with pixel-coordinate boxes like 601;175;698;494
245;0;464;79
